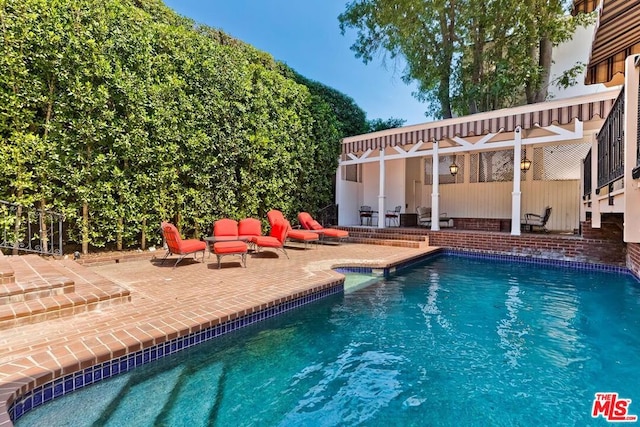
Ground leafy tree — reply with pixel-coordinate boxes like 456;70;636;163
279;64;369;138
1;0;359;253
367;117;406;132
339;0;590;119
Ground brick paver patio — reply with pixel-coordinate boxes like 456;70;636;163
0;242;437;426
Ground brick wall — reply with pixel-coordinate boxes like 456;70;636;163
427;229;627;266
627;243;640;277
453;218;509;232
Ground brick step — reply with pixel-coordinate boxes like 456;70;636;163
346;235;429;248
0;257;131;330
339;225;429;236
0;255;75;305
0;253;16;285
346;231;428;242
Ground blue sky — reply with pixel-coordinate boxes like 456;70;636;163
162;0;430;127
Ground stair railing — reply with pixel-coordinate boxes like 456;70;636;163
0;200;64;256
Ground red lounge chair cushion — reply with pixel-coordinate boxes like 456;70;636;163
178;239;207;253
321;228;349;238
214;219;239;239
308;220;323;230
267;210;285;226
251;236;281;248
213;241;247;254
288;229;319;242
238;218;262;239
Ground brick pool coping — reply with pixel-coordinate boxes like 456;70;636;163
0;243;437;426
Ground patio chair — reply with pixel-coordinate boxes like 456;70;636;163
251;219;289;258
416;206;431;227
160;222;207;268
298;212;349;242
385;205;402;226
521;206;552;232
359;205;373;226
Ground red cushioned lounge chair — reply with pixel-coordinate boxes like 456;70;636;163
209;218;250;268
298;212;349;243
251;219;289;258
267;210;319;248
160;222;207;268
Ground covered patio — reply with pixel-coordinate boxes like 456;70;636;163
336;90;619;235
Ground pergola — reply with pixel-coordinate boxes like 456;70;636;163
337;90;619;235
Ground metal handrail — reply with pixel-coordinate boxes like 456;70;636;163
0;200;64;256
597;88;625;189
316;204;338;227
583;149;592;197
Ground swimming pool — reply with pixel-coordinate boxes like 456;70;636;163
15;254;640;426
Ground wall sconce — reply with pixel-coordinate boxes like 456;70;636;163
449;162;459;176
520;157;531;172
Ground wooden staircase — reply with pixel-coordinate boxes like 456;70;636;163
340;226;430;249
0;253;130;330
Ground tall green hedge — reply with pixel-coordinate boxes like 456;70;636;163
0;0;366;252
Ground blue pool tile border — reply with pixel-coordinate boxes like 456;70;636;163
335;248;637;281
441;249;636;277
8;281;344;423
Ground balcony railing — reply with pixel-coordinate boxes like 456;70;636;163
583;149;592;197
597;88;625;189
634;77;640;179
0;200;64;256
317;204;338;227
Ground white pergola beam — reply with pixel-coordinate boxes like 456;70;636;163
338;122;583;166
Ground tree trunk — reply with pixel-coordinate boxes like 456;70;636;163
117;216;123;251
12;191;22;255
534;36;552;103
82;201;89;255
525;42;538;104
40;199;48;254
141;218;146;250
438;5;456;119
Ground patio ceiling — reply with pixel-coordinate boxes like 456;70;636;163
574;0;640;85
341;90;618;156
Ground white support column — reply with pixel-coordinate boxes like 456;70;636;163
511;127;522;236
335;161;343;226
431;139;440;231
378;148;386;228
624;54;640;242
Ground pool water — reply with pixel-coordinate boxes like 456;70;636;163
16;255;640;426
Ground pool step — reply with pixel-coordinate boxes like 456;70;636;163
0;253;131;330
98;365;185;425
163;362;225;425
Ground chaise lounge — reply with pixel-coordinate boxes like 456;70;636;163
297;212;349;243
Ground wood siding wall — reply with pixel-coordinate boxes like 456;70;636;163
419;180;581;231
